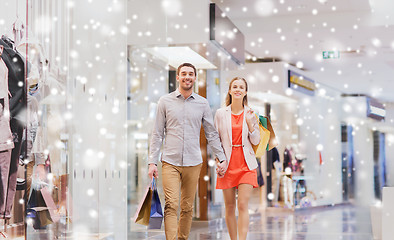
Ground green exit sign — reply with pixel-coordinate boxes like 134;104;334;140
322;51;340;59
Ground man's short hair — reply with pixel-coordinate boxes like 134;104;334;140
177;63;197;76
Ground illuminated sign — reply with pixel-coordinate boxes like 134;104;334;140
288;70;316;96
367;98;385;121
322;51;340;59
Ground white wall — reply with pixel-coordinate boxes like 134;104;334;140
69;1;128;238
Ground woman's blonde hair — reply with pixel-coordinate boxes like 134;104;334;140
225;77;248;106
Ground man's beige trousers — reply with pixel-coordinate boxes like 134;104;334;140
162;161;202;240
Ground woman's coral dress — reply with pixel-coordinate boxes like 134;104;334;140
216;112;258;189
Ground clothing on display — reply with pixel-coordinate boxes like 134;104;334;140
0;46;14;152
270;148;281;202
272;161;281;202
283;147;294;172
0;47;15;217
271;147;280;168
0;36;27;120
0;31;54;221
0;36;27;219
293;157;305;174
280;175;294;208
0;149;13;219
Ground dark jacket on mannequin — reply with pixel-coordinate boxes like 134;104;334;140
0;36;27;121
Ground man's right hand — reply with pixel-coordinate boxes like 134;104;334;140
148;163;158;179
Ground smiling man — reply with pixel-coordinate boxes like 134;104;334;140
148;63;226;240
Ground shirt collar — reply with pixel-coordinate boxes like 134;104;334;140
175;88;196;100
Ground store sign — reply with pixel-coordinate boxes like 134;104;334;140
322;51;340;59
367;97;385;121
288;70;316;96
210;3;245;65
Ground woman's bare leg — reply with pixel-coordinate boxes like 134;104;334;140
237;184;253;240
223;187;237;240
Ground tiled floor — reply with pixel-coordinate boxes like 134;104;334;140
2;204;374;239
129;205;374;240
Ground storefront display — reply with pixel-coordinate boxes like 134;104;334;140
0;23;28;238
1;0;128;238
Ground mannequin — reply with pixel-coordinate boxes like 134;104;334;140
0;36;26;235
282;172;294;208
283;145;294;172
0;219;7;238
272;161;281;202
0;44;15;238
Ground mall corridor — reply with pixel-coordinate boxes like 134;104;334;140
1;0;393;239
129;205;373;240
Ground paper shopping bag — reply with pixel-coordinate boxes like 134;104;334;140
148;180;163;229
26;187;58;229
40;187;60;223
133;182;153;226
26;207;52;229
253;115;270;158
264;116;278;151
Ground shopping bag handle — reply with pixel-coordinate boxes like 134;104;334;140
151;177;157;190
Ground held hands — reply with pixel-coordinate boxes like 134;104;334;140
148;164;159;179
216;159;227;178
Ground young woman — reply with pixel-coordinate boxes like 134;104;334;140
214;77;260;240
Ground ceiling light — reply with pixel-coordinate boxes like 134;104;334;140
144;46;217;69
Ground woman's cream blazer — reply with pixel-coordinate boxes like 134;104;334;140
214;105;260;171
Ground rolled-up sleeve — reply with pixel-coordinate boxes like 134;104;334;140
202;103;226;162
148;98;166;165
